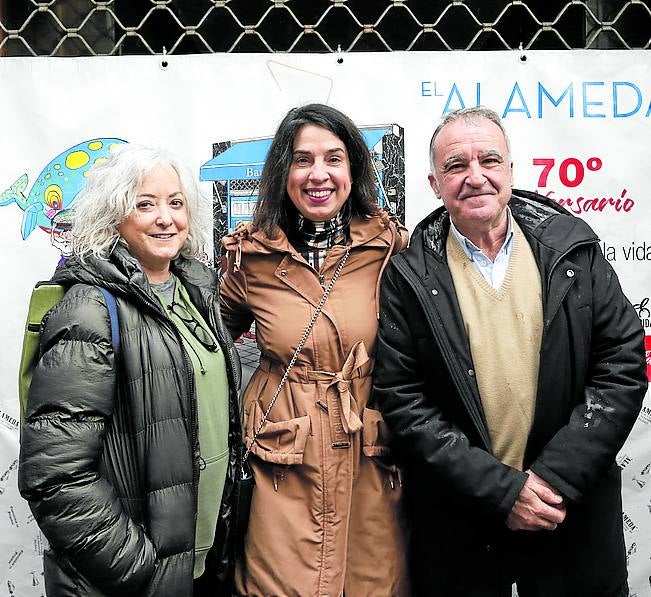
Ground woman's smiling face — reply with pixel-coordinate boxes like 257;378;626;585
286;124;352;222
118;164;188;282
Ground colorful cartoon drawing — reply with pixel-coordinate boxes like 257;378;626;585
0;138;127;240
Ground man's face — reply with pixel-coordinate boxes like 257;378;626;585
429;118;513;235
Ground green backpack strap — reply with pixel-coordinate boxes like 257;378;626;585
18;283;119;427
19;282;65;426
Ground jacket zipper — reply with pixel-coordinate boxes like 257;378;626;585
132;286;201;538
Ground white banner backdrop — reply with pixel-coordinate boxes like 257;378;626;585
0;50;649;596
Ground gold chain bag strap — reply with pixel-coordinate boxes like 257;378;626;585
242;245;351;465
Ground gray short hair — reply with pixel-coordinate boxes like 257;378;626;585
71;144;209;260
428;106;511;173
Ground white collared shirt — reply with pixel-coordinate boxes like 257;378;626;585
449;208;514;289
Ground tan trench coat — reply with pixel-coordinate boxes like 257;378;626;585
220;212;410;597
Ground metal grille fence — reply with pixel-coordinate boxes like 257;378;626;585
0;0;649;57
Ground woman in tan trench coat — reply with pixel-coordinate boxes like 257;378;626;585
220;103;410;597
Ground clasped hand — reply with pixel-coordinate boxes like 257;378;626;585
506;470;567;531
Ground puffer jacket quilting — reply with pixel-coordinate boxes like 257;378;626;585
19;243;242;596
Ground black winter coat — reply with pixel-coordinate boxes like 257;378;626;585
374;191;647;597
19;244;243;596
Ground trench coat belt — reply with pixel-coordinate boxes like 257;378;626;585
306;341;371;447
257;342;373;447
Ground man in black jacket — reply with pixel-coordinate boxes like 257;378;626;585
374;106;647;597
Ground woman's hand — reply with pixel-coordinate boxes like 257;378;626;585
221;234;238;252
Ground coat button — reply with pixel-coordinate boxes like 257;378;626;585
431;289;439;296
280;269;288;276
566;269;575;277
468;369;475;376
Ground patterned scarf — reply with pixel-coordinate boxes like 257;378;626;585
290;203;351;273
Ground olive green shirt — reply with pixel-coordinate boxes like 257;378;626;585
153;277;230;579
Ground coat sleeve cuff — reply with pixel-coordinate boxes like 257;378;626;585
529;460;582;503
497;468;529;521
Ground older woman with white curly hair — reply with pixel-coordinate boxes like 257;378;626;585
19;143;242;597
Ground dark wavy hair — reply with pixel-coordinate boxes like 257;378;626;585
252;103;379;237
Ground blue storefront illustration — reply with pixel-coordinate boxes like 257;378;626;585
200;124;405;251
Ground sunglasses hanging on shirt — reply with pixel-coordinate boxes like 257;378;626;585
167;300;218;352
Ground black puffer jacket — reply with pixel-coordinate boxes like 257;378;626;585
374;191;647;596
19;244;242;596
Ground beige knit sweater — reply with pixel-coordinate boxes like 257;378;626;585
447;223;543;470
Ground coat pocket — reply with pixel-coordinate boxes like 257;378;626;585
362;407;402;488
362;407;393;458
245;400;310;465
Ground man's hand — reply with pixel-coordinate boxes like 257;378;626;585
506;470;567;531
